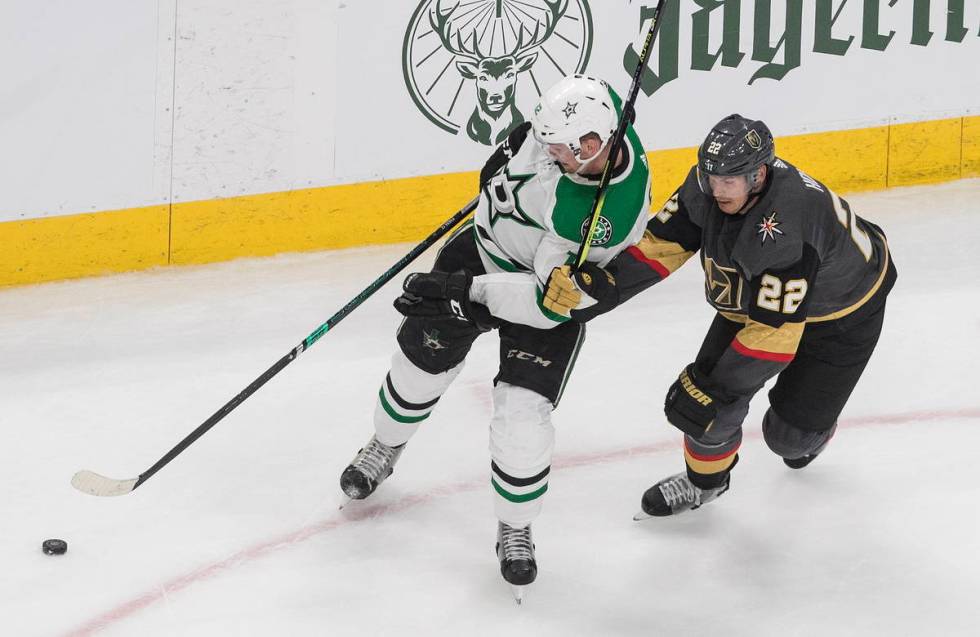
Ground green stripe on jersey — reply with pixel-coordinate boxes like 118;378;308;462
474;226;526;273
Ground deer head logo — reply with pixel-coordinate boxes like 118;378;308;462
403;0;594;145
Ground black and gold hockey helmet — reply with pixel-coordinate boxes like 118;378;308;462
696;114;775;193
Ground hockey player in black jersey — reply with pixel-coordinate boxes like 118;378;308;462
546;114;897;517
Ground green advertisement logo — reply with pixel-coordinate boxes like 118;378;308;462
403;0;594;146
624;1;978;96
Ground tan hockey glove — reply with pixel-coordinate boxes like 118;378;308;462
543;263;619;321
543;265;582;316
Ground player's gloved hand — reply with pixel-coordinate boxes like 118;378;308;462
664;364;733;438
543;263;620;322
394;270;497;330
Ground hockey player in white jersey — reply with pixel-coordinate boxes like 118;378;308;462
339;75;651;596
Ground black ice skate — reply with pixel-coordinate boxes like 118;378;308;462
634;471;730;520
783;454;818;469
783;432;834;469
339;435;404;500
496;521;536;603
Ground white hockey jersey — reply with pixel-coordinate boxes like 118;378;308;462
469;110;652;329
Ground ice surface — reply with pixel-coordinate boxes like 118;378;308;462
2;180;979;636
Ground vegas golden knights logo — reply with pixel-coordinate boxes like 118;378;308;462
704;257;743;311
402;0;594;146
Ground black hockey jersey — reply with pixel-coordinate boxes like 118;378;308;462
604;157;896;397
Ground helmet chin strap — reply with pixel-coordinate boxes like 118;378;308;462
573;136;612;175
733;195;758;215
732;168;767;214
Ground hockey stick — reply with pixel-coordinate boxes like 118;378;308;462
71;195;480;497
574;0;669;268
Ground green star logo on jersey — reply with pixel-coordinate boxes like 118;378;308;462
486;170;544;230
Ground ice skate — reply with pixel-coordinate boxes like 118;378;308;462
634;471;730;520
495;521;536;603
339;435;404;502
783;431;833;469
784;453;818;469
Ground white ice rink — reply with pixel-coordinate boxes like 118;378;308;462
3;180;979;636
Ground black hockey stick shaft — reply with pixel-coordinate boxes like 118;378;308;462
574;0;668;268
116;196;477;493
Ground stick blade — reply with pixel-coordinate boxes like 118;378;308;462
71;470;138;497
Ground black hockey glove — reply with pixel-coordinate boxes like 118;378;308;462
394;270;497;331
543;263;620;322
479;122;531;188
664;364;732;439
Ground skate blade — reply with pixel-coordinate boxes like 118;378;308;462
338;496;353;511
510;585;526;605
633;509;654;521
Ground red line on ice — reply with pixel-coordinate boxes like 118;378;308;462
63;407;980;636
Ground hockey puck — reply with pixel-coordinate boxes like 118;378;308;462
42;539;68;555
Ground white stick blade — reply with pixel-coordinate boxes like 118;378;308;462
71;470;138;497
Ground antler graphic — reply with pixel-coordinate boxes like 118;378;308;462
430;0;481;61
509;0;568;58
430;0;568;62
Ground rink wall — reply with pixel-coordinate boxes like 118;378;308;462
2;1;979;287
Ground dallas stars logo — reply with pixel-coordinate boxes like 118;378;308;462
422;329;446;351
562;102;578;119
757;212;783;244
486;169;544;230
580;215;613;246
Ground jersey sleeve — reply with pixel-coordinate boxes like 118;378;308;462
479;122;532;187
604;184;702;304
469;231;577;329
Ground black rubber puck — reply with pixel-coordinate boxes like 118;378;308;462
42;539;68;555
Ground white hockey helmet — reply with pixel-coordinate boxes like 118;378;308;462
530;74;618;161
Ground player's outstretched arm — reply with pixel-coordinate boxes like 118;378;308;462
545;188;702;323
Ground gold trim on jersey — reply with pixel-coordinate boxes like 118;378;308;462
632;230;695;274
736;318;805;355
718;311;747;324
807;233;891;323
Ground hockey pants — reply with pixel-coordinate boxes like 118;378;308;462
373;225;585;526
